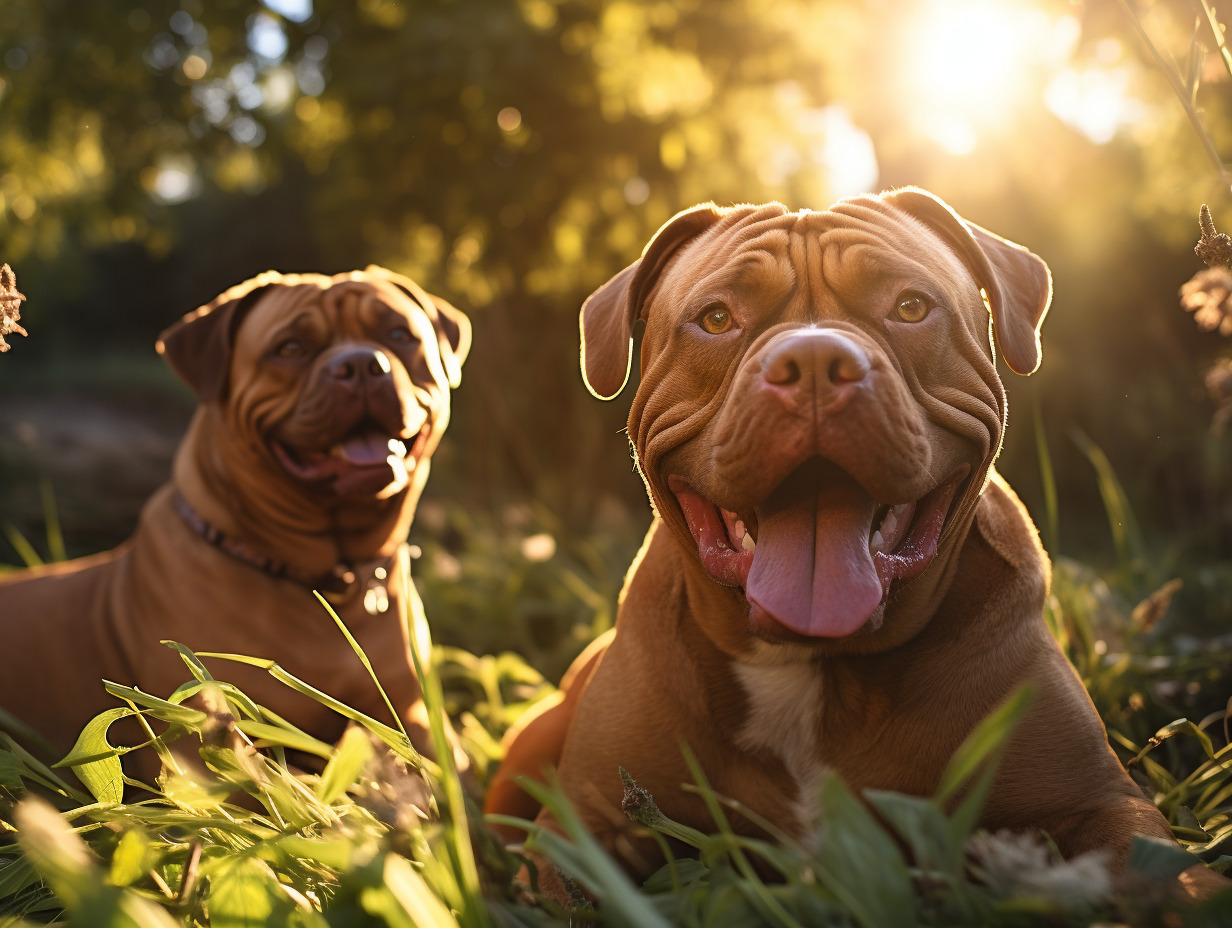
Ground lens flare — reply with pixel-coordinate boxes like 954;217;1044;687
899;0;1074;153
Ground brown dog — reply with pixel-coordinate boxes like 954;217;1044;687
487;189;1226;894
0;267;469;770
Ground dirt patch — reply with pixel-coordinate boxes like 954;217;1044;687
0;392;190;560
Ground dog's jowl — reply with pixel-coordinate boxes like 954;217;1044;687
487;188;1226;896
0;267;469;770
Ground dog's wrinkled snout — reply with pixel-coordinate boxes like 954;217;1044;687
761;329;869;410
329;346;393;385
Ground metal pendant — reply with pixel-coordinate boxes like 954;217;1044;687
363;565;390;615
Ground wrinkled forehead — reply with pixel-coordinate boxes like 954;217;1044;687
238;277;433;343
660;200;969;309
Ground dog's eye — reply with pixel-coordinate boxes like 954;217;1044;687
275;338;304;358
388;326;416;344
700;304;734;335
893;292;934;324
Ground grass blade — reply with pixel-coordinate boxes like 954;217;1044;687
38;476;66;564
1070;428;1143;566
935;685;1034;806
1;519;43;567
312;590;409;742
397;548;489;928
1031;391;1060;555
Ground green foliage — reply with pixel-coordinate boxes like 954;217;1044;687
1;590;1229;928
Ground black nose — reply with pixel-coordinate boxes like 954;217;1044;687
329;347;392;383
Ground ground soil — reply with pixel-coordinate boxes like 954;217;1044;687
0;391;191;562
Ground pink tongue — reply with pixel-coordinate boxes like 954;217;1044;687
337;432;392;465
745;464;883;637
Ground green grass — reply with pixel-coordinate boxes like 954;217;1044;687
1;555;1231;928
3;461;1232;926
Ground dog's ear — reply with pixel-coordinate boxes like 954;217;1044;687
365;266;471;389
422;293;471;389
581;204;726;399
156;279;279;402
883;187;1052;376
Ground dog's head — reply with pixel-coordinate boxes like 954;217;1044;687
581;188;1050;652
158;267;470;510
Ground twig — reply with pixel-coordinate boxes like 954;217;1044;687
176;840;203;907
1117;0;1232;186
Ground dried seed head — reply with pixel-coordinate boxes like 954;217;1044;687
619;766;663;826
0;263;26;353
1195;205;1232;269
1201;203;1217;239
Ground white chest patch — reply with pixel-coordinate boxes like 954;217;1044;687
732;656;826;844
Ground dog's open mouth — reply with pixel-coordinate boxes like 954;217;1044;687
669;458;970;639
271;419;428;496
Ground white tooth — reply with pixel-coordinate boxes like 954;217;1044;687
742;532;756;553
387;438;407;457
870;530;884;553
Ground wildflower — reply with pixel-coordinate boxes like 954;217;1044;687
0;263;26;352
356;739;432;831
967;829;1113;909
1179;268;1232;336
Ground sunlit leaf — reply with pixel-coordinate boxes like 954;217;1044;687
109;826;154;888
205;856;296;928
53;707;134;804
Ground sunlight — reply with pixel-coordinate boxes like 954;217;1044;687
900;0;1074;152
810;106;878;198
1045;63;1144;144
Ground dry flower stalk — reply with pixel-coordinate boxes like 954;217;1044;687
0;263;26;352
1181;207;1232;336
1195;204;1232;268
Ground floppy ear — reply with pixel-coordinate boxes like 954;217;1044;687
580;204;726;400
882;187;1052;376
156;279;279;402
421;293;471;389
365;266;471;389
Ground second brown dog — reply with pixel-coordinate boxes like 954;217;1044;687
0;267;469;772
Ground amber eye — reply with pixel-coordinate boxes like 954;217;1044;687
700;304;734;334
893;292;933;323
275;338;304;358
388;326;415;344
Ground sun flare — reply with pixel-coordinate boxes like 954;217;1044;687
900;0;1073;153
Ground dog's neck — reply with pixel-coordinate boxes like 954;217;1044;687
172;408;418;575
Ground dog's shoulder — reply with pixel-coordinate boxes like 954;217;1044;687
972;470;1049;582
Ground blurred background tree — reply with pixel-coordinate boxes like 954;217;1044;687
2;0;1231;663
